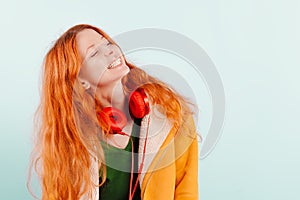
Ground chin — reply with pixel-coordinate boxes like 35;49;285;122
121;65;130;75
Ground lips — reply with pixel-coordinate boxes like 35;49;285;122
108;57;122;69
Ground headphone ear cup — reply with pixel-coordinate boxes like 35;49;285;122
99;107;127;134
129;88;150;119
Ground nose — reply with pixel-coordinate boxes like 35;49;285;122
103;45;113;56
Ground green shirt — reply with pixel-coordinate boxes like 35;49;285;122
99;124;141;200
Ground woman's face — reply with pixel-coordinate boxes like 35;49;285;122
76;29;129;90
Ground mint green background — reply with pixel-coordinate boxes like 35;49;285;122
1;0;299;199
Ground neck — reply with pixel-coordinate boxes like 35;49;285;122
94;81;130;118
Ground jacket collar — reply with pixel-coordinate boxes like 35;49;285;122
138;104;173;186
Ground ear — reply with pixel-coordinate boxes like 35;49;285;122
78;78;91;90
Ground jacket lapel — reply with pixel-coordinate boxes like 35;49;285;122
138;104;173;187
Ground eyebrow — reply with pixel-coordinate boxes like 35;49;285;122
85;35;104;57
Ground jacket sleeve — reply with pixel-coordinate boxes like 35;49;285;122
174;117;199;200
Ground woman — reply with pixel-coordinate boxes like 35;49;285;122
29;24;199;200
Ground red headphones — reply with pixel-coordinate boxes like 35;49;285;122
98;87;150;135
97;88;150;199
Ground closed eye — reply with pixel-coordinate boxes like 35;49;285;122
90;50;98;58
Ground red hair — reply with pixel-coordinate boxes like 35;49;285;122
28;24;195;199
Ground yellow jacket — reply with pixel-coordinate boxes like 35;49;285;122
140;110;199;200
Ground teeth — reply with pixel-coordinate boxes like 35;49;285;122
109;58;121;69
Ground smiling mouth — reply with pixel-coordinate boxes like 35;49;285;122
108;57;122;69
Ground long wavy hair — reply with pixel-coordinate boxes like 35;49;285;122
28;24;195;200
